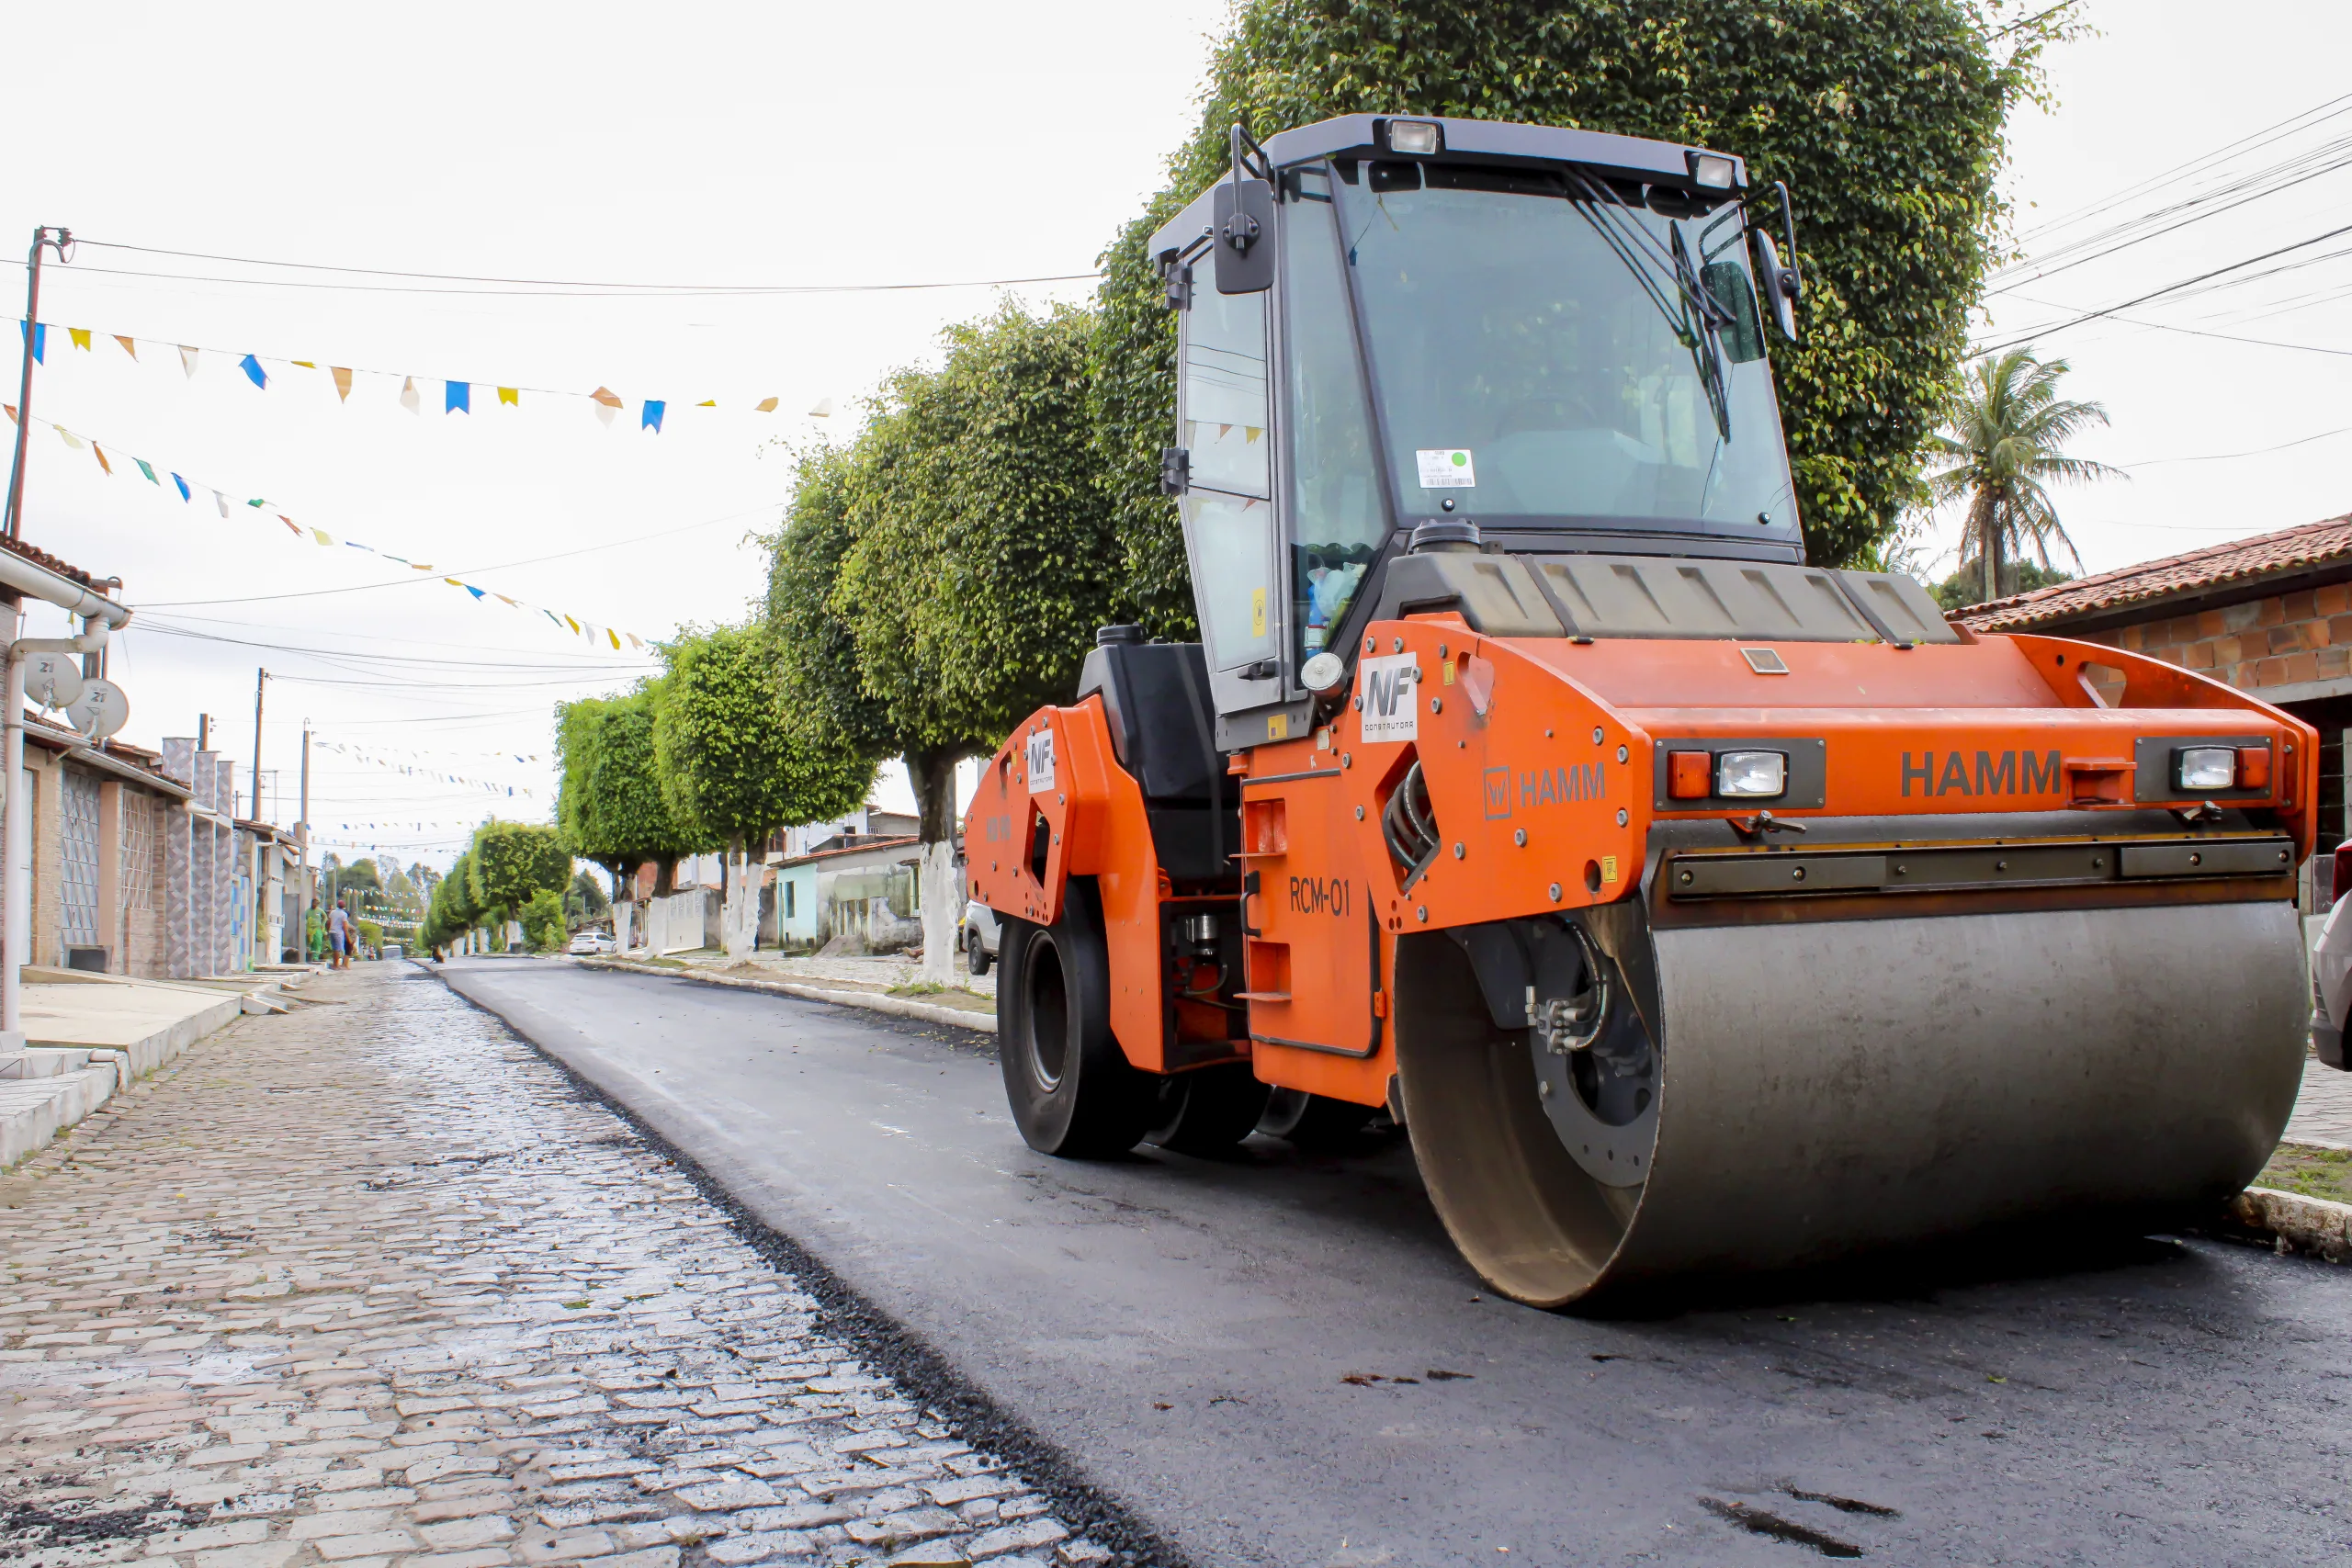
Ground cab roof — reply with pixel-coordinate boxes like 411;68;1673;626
1148;114;1750;264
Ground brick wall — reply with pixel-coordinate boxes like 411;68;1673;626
2072;583;2352;690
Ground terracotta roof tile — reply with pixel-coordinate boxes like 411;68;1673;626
0;535;100;590
1951;513;2352;632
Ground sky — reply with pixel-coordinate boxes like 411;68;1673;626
2;0;2344;872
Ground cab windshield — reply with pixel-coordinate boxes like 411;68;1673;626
1330;163;1797;536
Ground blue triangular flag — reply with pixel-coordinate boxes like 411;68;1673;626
446;381;469;415
20;321;44;363
463;583;484;600
640;400;665;434
239;354;267;389
172;473;191;502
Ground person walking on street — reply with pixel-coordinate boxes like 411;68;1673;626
327;900;352;970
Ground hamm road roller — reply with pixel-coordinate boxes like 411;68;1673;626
962;114;2314;1306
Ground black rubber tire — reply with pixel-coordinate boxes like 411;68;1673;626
997;883;1152;1158
1147;1065;1272;1155
1256;1088;1378;1151
966;930;991;977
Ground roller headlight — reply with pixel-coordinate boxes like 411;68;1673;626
1715;750;1787;798
2176;746;2237;792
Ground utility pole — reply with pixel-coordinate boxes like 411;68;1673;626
250;669;266;820
3;227;71;544
298;724;311;961
197;713;209;752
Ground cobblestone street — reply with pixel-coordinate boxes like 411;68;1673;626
0;966;1119;1568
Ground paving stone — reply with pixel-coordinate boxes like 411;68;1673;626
0;969;1106;1568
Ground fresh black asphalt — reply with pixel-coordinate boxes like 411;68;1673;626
434;956;2352;1567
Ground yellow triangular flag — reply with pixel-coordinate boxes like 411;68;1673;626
445;577;466;587
696;400;716;408
112;335;137;359
497;387;519;406
754;397;779;413
332;367;353;401
58;428;85;450
312;529;335;547
608;628;622;649
1245;426;1262;444
67;328;92;351
292;360;315;368
564;615;581;634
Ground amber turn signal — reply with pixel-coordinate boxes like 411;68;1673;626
1668;750;1713;799
2237;745;2272;790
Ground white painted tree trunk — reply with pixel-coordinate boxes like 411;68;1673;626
613;898;633;953
919;840;959;987
723;846;757;962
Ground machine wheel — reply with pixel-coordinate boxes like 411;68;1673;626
997;883;1151;1158
966;929;991;977
1257;1088;1377;1151
1145;1065;1271;1156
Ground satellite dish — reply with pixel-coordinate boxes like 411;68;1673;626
65;679;127;741
22;652;83;710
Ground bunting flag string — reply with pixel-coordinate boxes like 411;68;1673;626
316;739;537;796
1;404;654;652
20;317;804;431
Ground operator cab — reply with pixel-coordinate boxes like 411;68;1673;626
1150;114;1812;749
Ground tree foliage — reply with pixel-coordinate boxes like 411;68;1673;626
420;850;477;953
468;821;571;919
1091;0;2069;579
555;690;707;886
1923;347;2119;602
651;621;873;851
521;889;568;953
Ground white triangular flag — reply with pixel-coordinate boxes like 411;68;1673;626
214;491;229;518
400;377;421;415
808;397;835;418
594;402;616;428
178;345;198;378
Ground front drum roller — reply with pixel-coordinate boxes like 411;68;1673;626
1396;900;2309;1307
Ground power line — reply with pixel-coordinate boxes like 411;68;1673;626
2116;425;2352;468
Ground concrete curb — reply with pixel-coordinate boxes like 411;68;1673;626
2225;1186;2352;1262
573;956;999;1034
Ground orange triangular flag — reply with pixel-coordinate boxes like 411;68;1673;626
332;367;353;401
590;387;624;408
91;444;112;474
112;335;137;359
754;397;778;412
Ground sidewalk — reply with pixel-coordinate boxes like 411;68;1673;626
587;951;996;1032
0;964;1114;1568
2284;1055;2352;1148
1;966;308;1171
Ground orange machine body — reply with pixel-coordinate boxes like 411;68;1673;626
963;618;2317;1108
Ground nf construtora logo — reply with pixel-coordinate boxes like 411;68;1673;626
1358;654;1419;742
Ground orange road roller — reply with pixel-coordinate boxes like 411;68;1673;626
963;115;2313;1305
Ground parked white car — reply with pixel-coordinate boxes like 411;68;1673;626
962;900;1001;976
568;930;616;956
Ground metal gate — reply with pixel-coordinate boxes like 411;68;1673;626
60;770;100;953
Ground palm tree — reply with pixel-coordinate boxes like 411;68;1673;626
1923;348;2121;604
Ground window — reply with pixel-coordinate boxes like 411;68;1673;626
1180;245;1280;678
785;880;796;919
1284;171;1385;656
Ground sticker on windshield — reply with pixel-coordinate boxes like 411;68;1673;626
1417;448;1476;488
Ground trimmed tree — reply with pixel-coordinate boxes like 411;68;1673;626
1090;0;2075;581
772;303;1118;982
652;621;874;958
556;688;707;947
469;821;571;948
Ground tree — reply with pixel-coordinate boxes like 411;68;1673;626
520;889;567;953
1923;348;2120;604
1089;0;2078;581
468;821;571;935
555;689;706;905
1936;558;2073;614
421;850;479;955
772;304;1116;982
652;621;872;957
566;870;611;929
341;858;382;892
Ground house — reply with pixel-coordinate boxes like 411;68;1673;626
770;803;920;862
769;834;924;951
1952;513;2352;908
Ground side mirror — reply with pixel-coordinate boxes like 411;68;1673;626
1214;178;1276;294
1751;230;1799;342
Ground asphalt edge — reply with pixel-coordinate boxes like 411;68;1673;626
418;962;1187;1568
576;956;999;1035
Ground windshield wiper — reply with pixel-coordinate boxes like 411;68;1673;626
1561;168;1734;439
